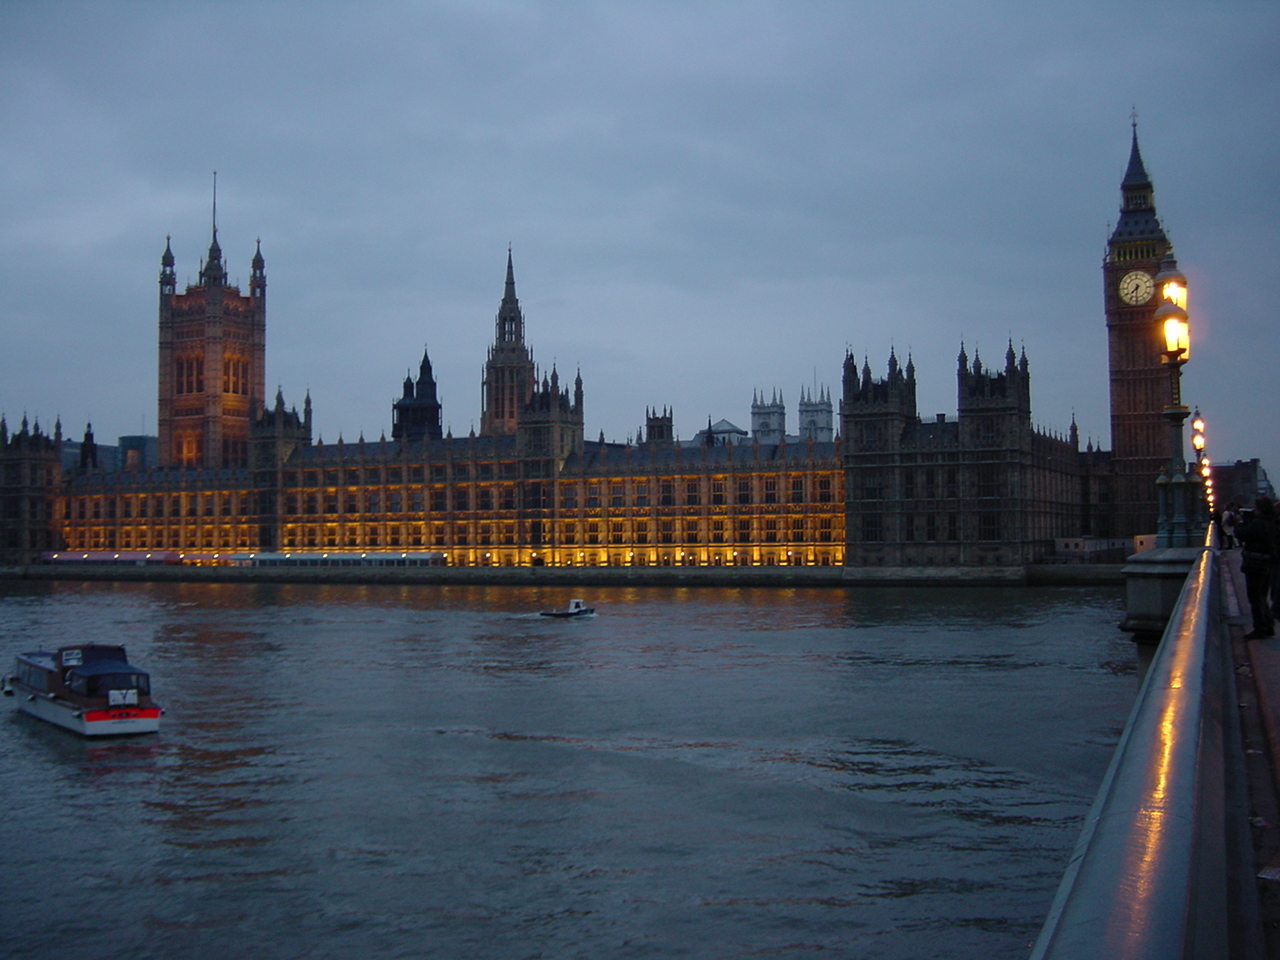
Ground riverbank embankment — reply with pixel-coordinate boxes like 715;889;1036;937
0;563;1123;589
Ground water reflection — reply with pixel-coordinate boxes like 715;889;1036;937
0;580;1132;960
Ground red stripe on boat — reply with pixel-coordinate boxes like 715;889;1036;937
83;707;163;723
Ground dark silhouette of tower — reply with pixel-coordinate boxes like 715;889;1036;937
1104;125;1175;537
480;250;536;437
392;347;444;442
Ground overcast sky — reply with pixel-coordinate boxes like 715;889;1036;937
2;2;1277;478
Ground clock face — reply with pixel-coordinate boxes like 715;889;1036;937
1118;270;1155;305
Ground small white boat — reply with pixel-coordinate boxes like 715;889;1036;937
4;643;161;736
539;598;595;618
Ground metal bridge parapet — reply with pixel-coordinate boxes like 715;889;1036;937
1031;530;1258;959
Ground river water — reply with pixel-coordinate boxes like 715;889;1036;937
0;580;1135;960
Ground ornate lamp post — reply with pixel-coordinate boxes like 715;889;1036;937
1190;410;1213;515
1152;256;1201;547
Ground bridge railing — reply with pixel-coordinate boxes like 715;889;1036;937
1030;531;1257;959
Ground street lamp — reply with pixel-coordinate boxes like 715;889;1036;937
1152;254;1201;547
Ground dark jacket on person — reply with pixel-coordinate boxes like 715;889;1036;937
1237;507;1279;572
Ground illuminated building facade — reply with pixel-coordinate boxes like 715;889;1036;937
157;219;267;470
51;252;844;567
19;129;1189;570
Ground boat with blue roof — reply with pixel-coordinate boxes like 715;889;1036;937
3;643;161;736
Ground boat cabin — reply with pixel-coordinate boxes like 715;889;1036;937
13;644;153;707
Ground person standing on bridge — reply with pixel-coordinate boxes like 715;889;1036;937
1237;496;1277;639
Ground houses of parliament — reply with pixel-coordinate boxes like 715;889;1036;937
0;133;1184;571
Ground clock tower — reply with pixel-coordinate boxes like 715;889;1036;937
1104;125;1174;538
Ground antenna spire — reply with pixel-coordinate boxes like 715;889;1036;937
211;170;218;237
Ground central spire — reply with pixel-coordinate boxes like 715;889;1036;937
200;171;226;286
495;246;524;345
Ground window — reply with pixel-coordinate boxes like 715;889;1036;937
685;482;700;506
789;478;804;503
763;479;778;504
977;466;1000;499
660;482;674;507
736;480;751;505
634;483;649;507
861;470;882;501
817;477;833;503
979;512;1000;540
860;514;883;542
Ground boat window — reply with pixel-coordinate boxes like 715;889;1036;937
18;663;49;692
90;673;149;697
67;670;150;697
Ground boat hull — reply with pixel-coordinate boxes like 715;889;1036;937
12;689;161;736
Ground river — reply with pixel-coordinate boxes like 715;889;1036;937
0;580;1135;959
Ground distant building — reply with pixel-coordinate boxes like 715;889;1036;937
1212;460;1275;508
117;435;159;472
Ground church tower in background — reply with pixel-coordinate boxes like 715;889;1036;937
480;250;536;437
157;186;266;468
1104;125;1175;537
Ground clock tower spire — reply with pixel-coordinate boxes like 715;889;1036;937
1104;121;1175;538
